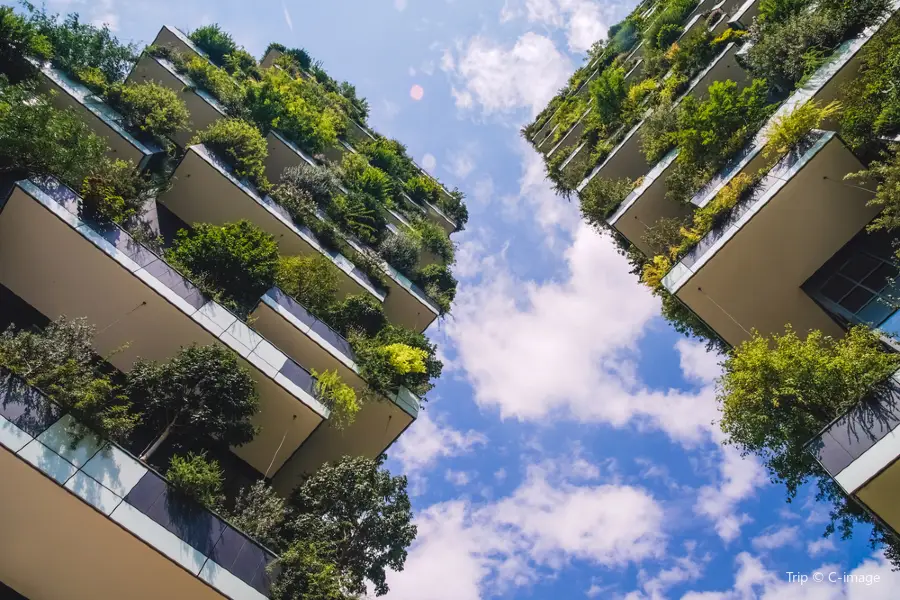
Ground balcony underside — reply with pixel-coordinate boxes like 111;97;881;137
161;146;383;303
682;42;748;103
667;134;879;347
127;55;224;149
858;454;900;533
0;184;324;475
265;131;317;184
578;119;651;192
0;446;229;600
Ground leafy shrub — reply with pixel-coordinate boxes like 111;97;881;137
414;219;454;263
579;176;634;227
79;159;163;225
437;188;469;230
0;79;108;187
405;174;441;206
1;6;52;78
357;137;418;183
24;4;138;84
642;215;689;256
758;0;813;24
676;172;757;253
656;23;683;50
166;220;279;312
191;119;270;191
245;67;347;155
840;17;900;149
167;452;225;510
327;190;386;245
645;0;697;50
763;99;841;160
312;369;360;429
641;101;680;164
278;162;342;207
105;81;190;147
0;317;140;441
378;231;419;275
351;325;441;397
223;48;259;80
589;66;628;133
276;255;340;317
381;344;428;375
327;294;387;338
416;263;457;314
228;480;289;551
189;24;236;66
342;153;392;204
847;145;900;237
168;53;245;117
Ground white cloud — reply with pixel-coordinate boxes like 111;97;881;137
676;338;722;386
391;411;487;475
444;32;572;117
282;2;293;31
448;151;476;179
384;464;666;599
625;544;708;600
446;469;473;486
682;551;900;600
752;526;801;551
498;0;629;53
472;176;495;207
807;538;837;558
694;447;767;543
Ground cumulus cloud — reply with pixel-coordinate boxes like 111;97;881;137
694;447;767;543
499;0;631;52
752;526;802;551
443;32;572;117
391;411;487;475
807;538;837;558
384;463;666;599
448;151;476;179
676;338;723;386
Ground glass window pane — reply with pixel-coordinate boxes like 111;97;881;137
840;287;875;314
840;254;880;281
862;263;898;294
857;296;895;326
819;276;855;303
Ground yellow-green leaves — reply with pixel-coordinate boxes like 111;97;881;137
312;369;360;429
763;99;841;161
381;343;428;375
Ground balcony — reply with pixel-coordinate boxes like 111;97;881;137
260;47;283;70
577;117;651;192
264;130;319;184
161;144;387;304
0;177;331;475
662;130;879;347
33;61;162;170
547;105;593;161
624;58;645;85
607;149;694;256
126;54;228;149
249;289;419;493
681;40;748;103
807;372;900;533
0;371;276;600
729;0;761;29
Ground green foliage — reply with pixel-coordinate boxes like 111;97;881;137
763;99;841;160
191;119;270;191
189;24;236;65
228;480;289;551
404;174;441;206
840;17;900;149
589;66;628;133
271;541;352;600
645;0;697;50
437;188;469;230
758;0;813;24
166;452;224;510
0;317;140;441
176;54;247;117
23;3;138;84
352;325;441;397
286;455;416;597
222;47;260;80
341;152;392;205
312;369;360;429
0;6;52;78
579;176;634;226
166;220;279;312
105;81;190;147
278;162;342;208
416;263;457;314
414;219;455;263
848;145;900;237
79;159;160;225
656;23;683;50
277;254;341;318
641;100;680;163
0;79;108;186
128;344;259;458
327;294;387;338
327;188;386;246
378;231;419;275
357;137;419;183
245;67;347;155
718;326;899;498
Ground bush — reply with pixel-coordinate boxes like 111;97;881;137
847;145;900;237
414;219;454;263
276;255;340;317
228;480;289;551
278;162;342;208
0;317;140;441
641;101;680;164
0;6;52;79
105;81;190;147
352;325;441;397
327;190;386;246
840;17;900;149
357;137;418;183
342;153;392;205
79;159;160;225
327;294;387;338
312;369;360;429
166;452;224;510
404;174;441;206
191;119;270;191
579;176;634;227
378;232;419;275
166;220;279;312
245;67;347;155
223;48;259;80
589;66;627;132
0;80;108;187
416;263;456;314
437;188;469;230
645;0;697;50
173;53;246;117
763;99;841;161
189;24;236;66
24;4;138;84
656;23;683;50
758;0;813;24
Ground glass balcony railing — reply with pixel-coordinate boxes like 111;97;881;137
0;369;278;599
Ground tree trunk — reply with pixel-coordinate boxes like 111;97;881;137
141;420;175;461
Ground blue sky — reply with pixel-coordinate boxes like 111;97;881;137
51;0;900;597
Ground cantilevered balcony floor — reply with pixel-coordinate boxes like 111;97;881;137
250;289;418;494
161;144;387;304
0;372;276;600
0;179;329;475
663;131;879;347
34;62;161;170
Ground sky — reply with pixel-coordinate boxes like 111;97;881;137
44;0;900;597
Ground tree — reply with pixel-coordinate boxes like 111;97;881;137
0;79;108;186
128;344;259;460
188;24;236;66
228;480;290;551
277;254;341;318
285;455;416;597
0;6;52;80
166;451;224;510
